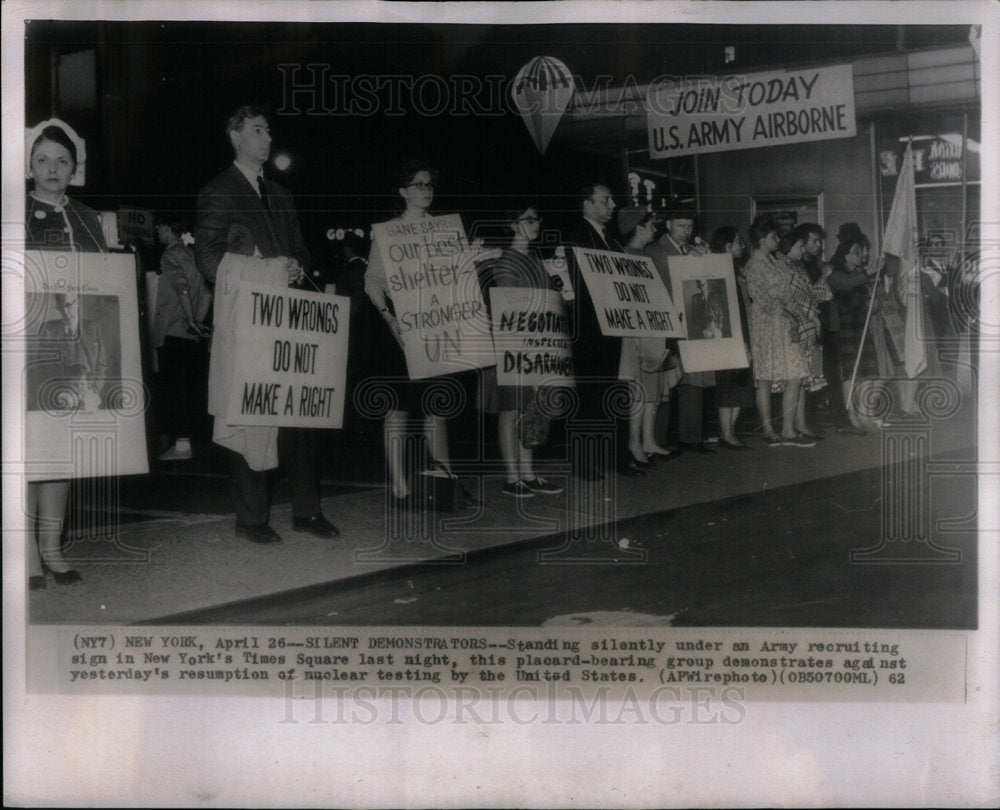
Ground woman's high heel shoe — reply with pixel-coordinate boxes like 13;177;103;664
43;565;82;585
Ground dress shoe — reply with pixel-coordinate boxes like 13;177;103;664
292;514;341;539
29;575;47;591
44;566;82;585
797;430;825;441
618;460;647;477
629;452;654;468
235;523;284;544
647;448;683;461
679;441;716;455
836;425;870;436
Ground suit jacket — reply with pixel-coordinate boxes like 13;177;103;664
564;220;623;380
195;164;310;283
27;318;107;411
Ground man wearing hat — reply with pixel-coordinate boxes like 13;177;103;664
645;202;717;455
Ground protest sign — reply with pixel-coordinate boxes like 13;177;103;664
647;64;856;158
23;251;148;480
572;247;684;338
667;253;749;373
226;283;349;427
372;214;492;379
489;287;574;388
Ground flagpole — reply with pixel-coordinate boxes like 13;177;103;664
848;136;914;414
846;257;884;413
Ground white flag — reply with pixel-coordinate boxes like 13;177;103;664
882;143;926;378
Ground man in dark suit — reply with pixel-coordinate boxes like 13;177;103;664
688;279;728;340
195;105;338;544
645;203;717;456
563;183;637;479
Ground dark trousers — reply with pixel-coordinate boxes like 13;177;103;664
157;336;206;441
227;427;321;528
654;384;704;446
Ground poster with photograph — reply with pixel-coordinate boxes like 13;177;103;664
22;250;148;481
668;253;749;372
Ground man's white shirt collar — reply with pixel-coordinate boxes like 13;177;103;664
233;160;264;196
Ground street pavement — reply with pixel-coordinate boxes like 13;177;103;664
27;402;978;627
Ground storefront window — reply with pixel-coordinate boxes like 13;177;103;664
750;195;823;236
877;108;980;251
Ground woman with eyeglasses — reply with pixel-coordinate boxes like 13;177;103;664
364;160;496;508
24;122;108;590
483;204;565;498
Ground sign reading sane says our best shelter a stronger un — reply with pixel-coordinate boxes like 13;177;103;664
646;64;856;158
372;214;493;379
227;283;350;427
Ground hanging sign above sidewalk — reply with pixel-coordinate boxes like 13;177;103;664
646;64;856;158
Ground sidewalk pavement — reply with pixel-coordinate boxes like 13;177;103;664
27;403;976;625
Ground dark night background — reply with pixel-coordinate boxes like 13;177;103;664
26;21;971;269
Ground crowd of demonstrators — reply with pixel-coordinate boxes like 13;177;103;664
24;122;108;589
32;105;967;591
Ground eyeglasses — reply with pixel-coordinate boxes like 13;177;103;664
518;216;542;225
406;181;434;191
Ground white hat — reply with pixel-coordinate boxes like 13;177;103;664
25;118;87;186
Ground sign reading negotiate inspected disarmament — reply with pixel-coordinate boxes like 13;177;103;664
572;247;685;338
490;287;574;387
372;213;493;379
646;64;856;158
226;282;349;428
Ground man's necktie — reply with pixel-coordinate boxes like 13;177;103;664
680;244;689;255
257;176;270;212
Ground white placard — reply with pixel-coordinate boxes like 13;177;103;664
647;64;856;158
23;250;148;480
572;247;685;337
372;213;492;379
489;287;574;387
668;253;749;373
225;282;349;428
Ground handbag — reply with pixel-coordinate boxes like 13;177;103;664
517;387;551;450
419;462;465;512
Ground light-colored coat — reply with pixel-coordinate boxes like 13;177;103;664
207;252;289;470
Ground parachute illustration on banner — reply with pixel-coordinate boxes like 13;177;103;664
510;56;575;155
